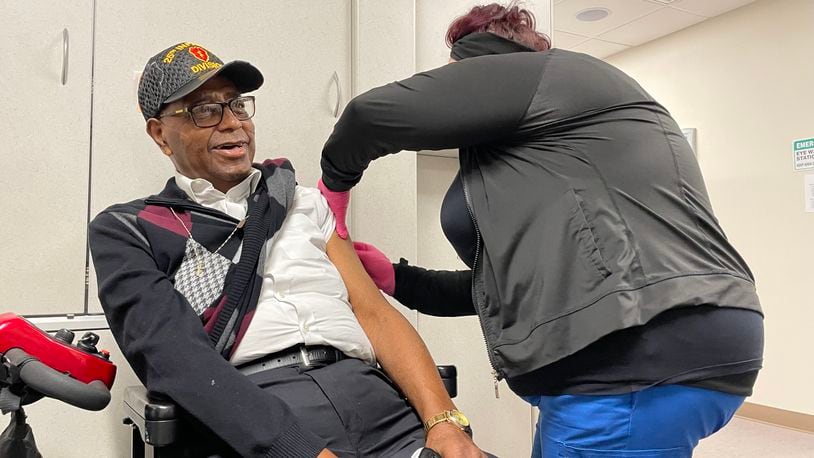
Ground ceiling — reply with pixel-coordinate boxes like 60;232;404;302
553;0;757;58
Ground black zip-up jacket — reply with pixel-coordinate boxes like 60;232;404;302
321;49;763;381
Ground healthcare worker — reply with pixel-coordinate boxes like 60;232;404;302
318;3;764;457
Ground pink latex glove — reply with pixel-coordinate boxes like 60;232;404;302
317;178;350;239
353;241;395;296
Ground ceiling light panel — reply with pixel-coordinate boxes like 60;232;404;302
554;0;662;37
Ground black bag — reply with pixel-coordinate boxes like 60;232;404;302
0;409;42;458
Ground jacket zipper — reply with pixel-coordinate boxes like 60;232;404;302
460;170;503;399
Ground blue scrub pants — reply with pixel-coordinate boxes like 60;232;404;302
524;385;745;457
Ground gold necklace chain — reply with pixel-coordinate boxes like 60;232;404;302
170;208;247;276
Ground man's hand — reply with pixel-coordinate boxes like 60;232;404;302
317;178;350;239
426;423;485;458
353;241;395;295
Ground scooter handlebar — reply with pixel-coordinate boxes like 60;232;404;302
5;348;111;411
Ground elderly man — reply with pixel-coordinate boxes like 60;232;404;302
89;42;482;458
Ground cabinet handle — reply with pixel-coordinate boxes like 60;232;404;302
331;71;342;118
61;28;69;86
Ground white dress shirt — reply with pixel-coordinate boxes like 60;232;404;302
175;170;376;366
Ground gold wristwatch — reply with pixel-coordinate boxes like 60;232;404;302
423;409;470;433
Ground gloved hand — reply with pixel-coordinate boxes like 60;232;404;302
353;241;395;296
317;178;350;239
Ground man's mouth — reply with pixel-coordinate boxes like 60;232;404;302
211;141;247;157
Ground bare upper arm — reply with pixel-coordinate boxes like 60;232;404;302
325;232;383;316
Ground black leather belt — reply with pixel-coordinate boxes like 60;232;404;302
236;345;346;376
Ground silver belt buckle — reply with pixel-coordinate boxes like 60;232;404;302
299;345;312;367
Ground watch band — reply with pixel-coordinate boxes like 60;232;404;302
423;409;470;433
424;412;453;432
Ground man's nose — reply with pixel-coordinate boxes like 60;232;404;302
217;106;243;130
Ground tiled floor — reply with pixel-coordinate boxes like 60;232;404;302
695;416;814;457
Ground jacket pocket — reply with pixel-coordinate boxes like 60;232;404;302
568;189;612;279
500;188;612;342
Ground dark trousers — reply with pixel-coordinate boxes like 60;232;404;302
182;358;425;457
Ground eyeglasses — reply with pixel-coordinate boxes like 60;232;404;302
158;95;256;128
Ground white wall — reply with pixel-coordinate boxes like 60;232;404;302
606;0;814;415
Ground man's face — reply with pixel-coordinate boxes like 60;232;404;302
147;76;256;192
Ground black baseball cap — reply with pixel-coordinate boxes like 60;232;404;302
137;42;264;120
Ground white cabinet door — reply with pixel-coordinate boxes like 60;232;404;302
0;0;94;315
89;1;350;312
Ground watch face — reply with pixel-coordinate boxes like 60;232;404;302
449;410;470;428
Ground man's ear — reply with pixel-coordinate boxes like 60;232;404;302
146;118;173;158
